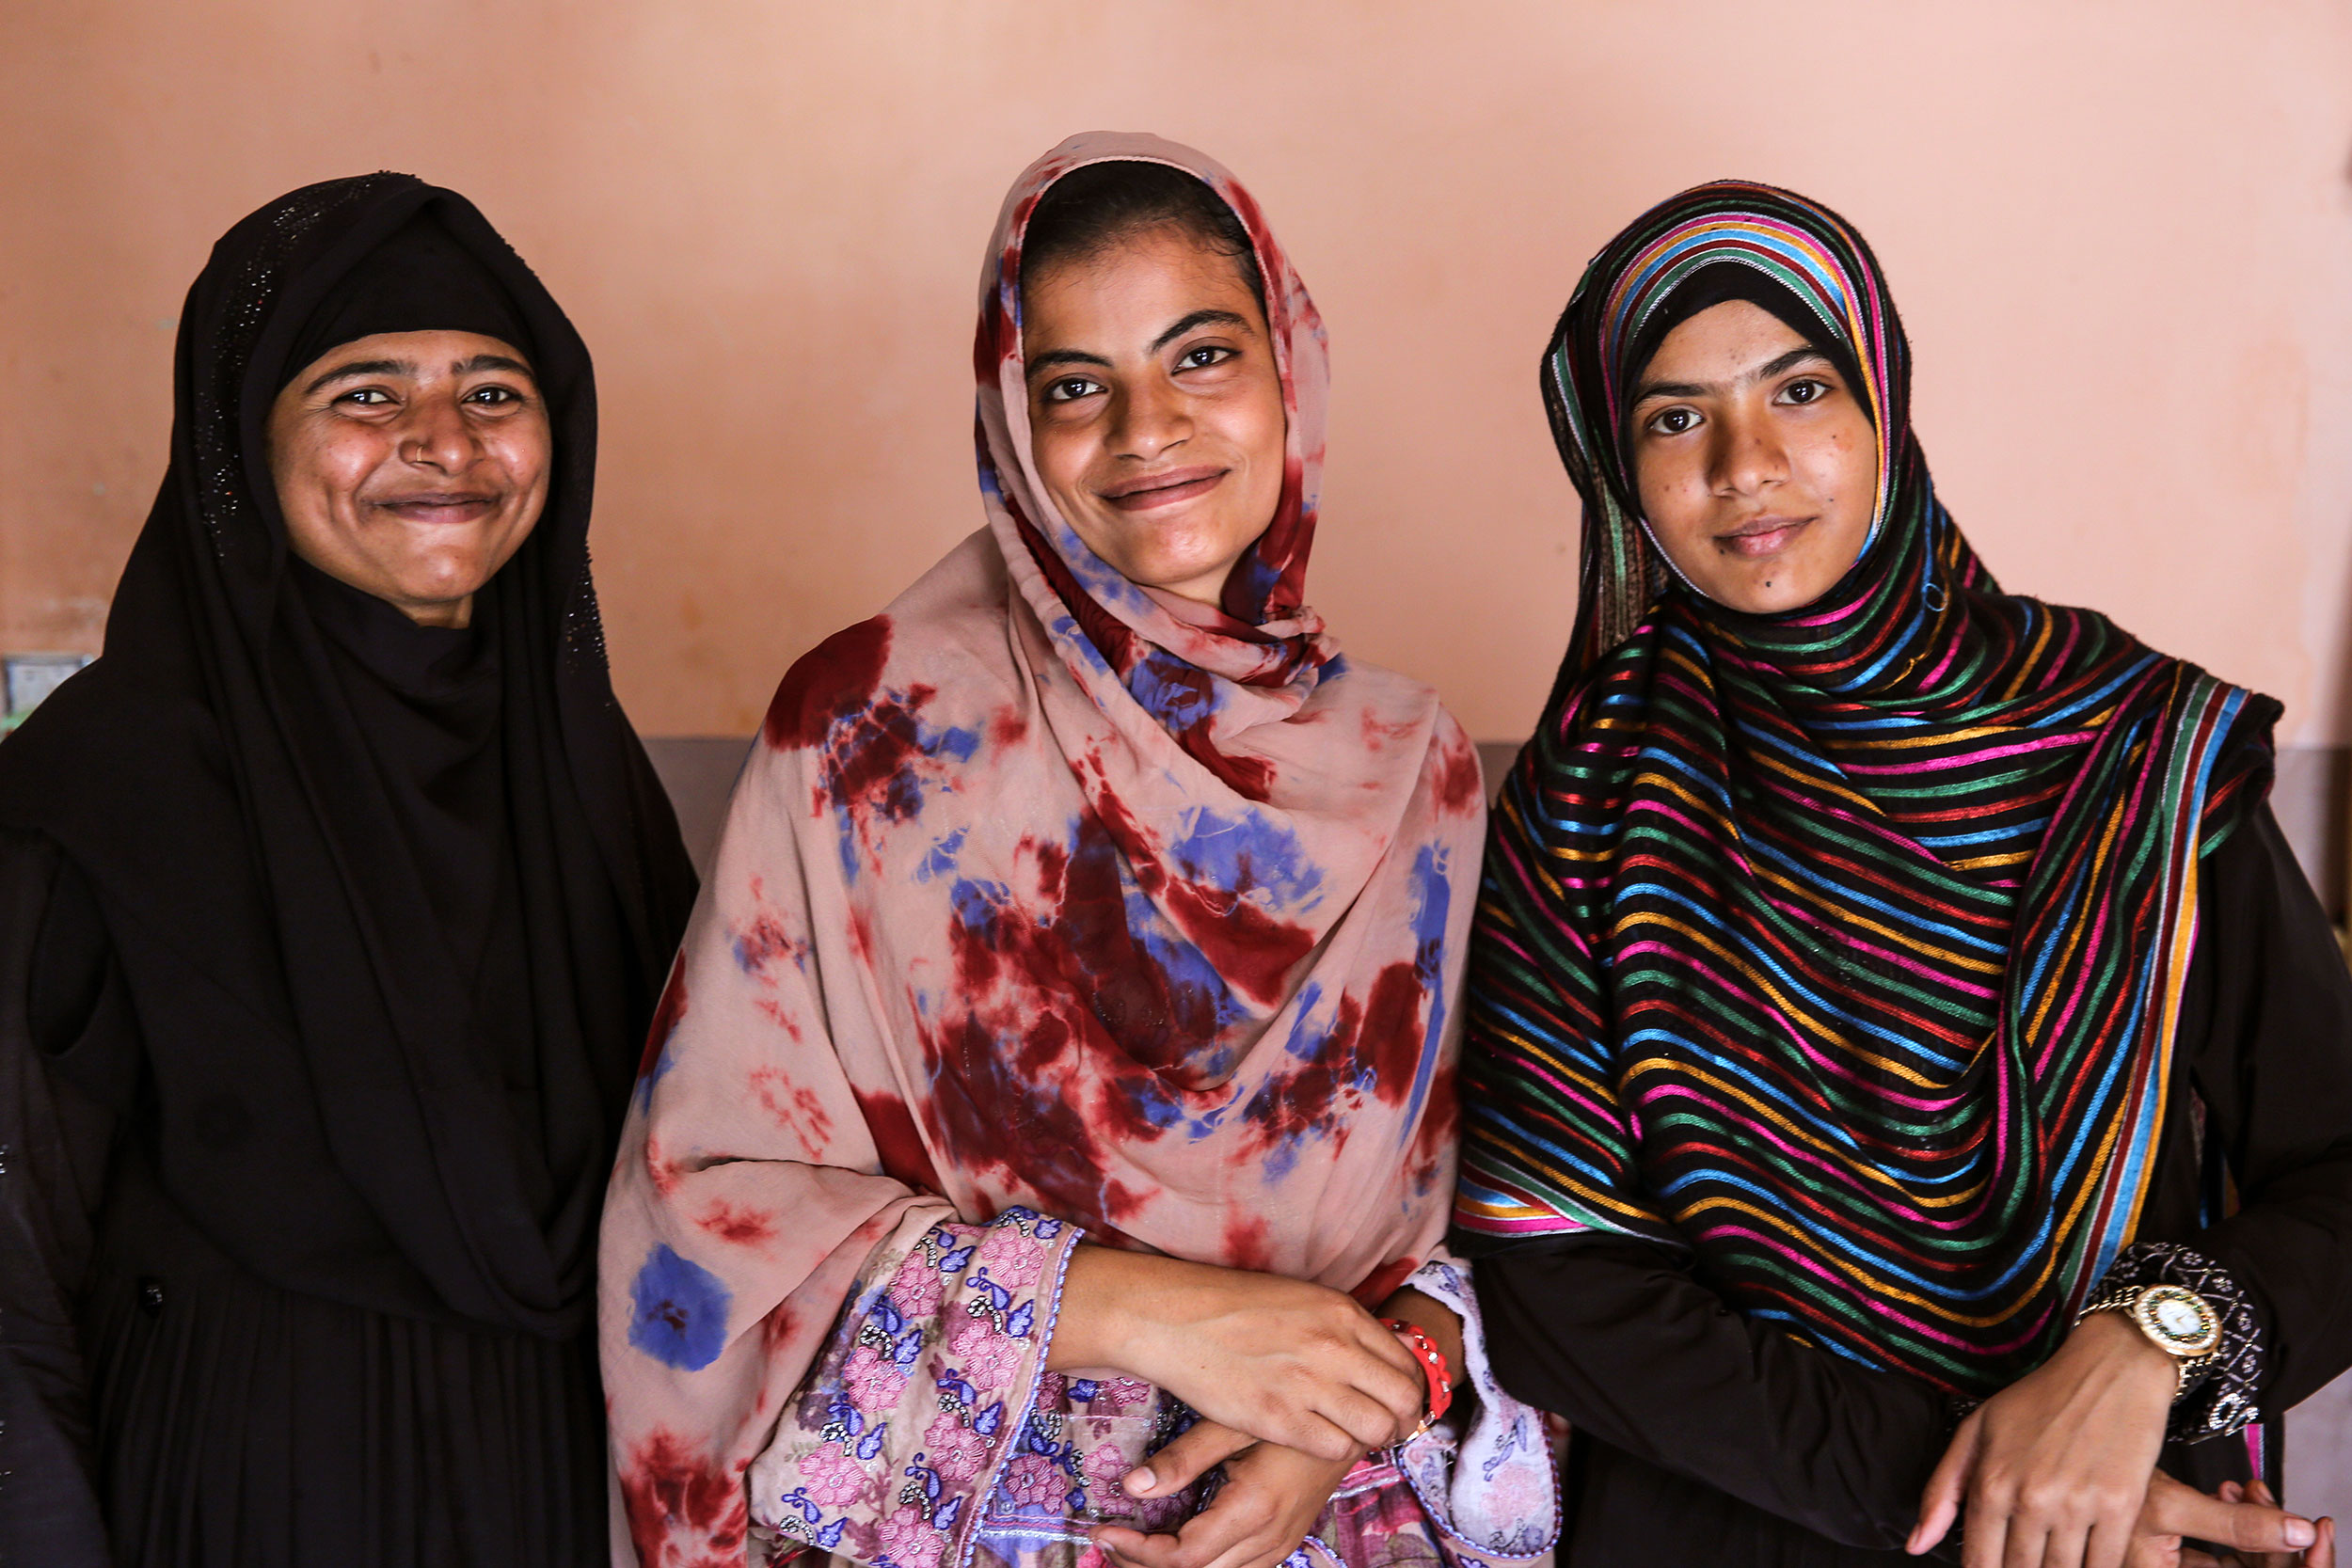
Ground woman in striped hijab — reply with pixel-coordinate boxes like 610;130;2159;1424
1454;182;2352;1567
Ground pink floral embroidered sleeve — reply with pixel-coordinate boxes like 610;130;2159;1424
755;1212;1076;1568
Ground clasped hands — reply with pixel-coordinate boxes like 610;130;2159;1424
1905;1310;2336;1568
1047;1247;1456;1568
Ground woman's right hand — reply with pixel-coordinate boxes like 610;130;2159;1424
2127;1473;2328;1567
1048;1246;1425;1461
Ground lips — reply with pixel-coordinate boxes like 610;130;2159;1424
374;492;501;524
1716;515;1811;558
1096;465;1226;513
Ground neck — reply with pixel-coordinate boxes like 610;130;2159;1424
396;593;474;629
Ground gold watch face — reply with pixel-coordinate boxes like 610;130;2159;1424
2134;1285;2222;1358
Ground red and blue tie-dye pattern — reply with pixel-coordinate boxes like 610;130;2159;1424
598;135;1518;1568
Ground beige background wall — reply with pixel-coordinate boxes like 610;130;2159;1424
6;1;2351;748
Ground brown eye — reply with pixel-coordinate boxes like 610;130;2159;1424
1785;378;1827;404
338;388;394;406
1177;345;1232;370
1647;406;1698;436
1043;376;1102;404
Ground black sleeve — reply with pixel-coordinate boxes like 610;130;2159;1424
2174;805;2352;1415
1475;1232;1960;1553
0;828;124;1567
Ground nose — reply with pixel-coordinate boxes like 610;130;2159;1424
1710;406;1788;499
1106;375;1192;462
396;391;482;472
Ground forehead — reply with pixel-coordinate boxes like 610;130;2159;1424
1638;300;1815;383
1018;225;1263;350
298;328;533;374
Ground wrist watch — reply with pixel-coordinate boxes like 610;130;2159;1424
2075;1282;2224;1399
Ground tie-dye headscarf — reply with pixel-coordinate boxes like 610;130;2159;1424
600;134;1490;1564
1453;181;2279;1396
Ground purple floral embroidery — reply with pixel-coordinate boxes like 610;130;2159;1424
1082;1442;1131;1492
927;1413;989;1485
897;1256;947;1317
998;1451;1068;1512
948;1313;1019;1386
751;1208;1074;1566
847;1341;911;1408
879;1503;948;1568
800;1444;868;1507
1096;1377;1153;1413
976;1228;1046;1290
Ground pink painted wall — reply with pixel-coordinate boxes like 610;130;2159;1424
5;1;2350;753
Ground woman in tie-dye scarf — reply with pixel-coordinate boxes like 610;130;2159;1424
599;134;1555;1568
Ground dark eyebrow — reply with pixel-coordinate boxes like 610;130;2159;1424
300;353;534;398
1025;309;1254;380
301;357;408;396
1631;343;1833;406
1149;309;1250;354
1025;347;1112;377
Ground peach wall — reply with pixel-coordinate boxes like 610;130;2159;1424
5;2;2351;745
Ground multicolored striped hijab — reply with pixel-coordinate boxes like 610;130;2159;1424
1454;181;2279;1394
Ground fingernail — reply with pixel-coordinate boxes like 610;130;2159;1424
1125;1467;1154;1496
2288;1518;2317;1548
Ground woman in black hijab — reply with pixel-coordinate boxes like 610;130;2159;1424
0;174;697;1566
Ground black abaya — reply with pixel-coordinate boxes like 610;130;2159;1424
0;174;697;1567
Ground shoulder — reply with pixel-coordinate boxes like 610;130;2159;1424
1307;654;1486;814
0;656;228;816
758;531;1019;752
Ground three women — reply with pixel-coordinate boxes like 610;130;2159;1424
0;146;2342;1568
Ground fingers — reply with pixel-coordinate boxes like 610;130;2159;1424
1093;1465;1286;1568
1128;1421;1257;1499
1096;1496;1256;1568
2000;1521;2046;1568
2085;1516;2136;1568
2238;1482;2334;1568
2034;1525;2090;1568
1963;1512;2008;1568
1346;1323;1428;1434
2145;1479;2317;1559
1910;1411;1982;1555
1327;1386;1412;1451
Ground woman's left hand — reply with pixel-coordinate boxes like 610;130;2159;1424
2176;1481;2337;1568
1092;1431;1356;1568
1907;1308;2179;1567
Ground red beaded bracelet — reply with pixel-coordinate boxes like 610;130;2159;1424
1378;1317;1454;1441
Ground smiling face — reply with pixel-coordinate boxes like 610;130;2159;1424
1020;222;1286;608
265;329;551;627
1627;299;1878;615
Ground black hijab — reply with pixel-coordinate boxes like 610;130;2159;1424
0;174;697;1337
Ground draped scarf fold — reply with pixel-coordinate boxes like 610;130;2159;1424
1453;182;2278;1394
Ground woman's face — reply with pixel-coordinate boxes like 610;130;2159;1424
1627;299;1877;616
266;329;551;627
1020;222;1286;608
